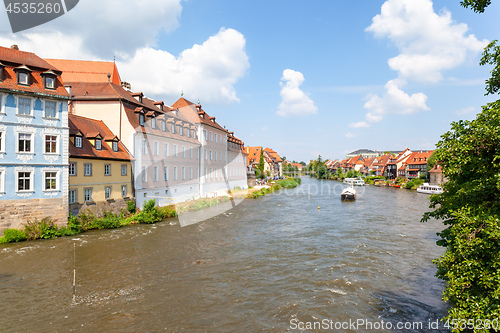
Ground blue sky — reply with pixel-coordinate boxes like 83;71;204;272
1;0;499;162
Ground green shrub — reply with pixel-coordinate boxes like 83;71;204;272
1;229;27;243
127;200;136;214
405;178;425;189
23;217;59;240
91;211;122;229
134;199;162;224
159;205;178;218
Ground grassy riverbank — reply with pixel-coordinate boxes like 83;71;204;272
246;177;301;199
0;196;234;245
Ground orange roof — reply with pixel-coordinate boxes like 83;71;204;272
406;150;434;165
0;46;69;98
172;97;227;132
69;115;133;161
44;59;121;85
246;146;262;166
264;148;283;162
429;164;443;173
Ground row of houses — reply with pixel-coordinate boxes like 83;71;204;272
244;147;284;179
325;148;444;184
0;45;250;235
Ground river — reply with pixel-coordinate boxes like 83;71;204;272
0;177;448;332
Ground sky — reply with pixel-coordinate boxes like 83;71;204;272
1;0;499;163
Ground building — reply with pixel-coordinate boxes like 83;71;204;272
405;150;434;179
68;115;133;216
226;131;248;189
0;45;70;235
429;164;446;185
264;147;283;178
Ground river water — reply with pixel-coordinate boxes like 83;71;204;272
0;178;448;332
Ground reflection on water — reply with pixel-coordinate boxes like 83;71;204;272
0;178;448;332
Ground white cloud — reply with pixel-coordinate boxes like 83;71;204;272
349;121;371;128
345;133;355;138
277;69;318;117
366;0;487;83
0;0;183;58
0;2;249;106
455;106;475;115
118;28;249;105
363;79;429;123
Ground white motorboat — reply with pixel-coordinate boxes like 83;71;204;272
343;178;365;186
341;187;357;200
416;183;443;194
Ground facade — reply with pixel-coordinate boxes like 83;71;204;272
68;115;133;216
264;148;283;178
429;164;446;185
405;151;433;179
0;45;70;235
227;132;248;189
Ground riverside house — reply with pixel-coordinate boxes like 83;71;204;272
226;131;248;190
405;150;433;179
0;45;70;236
68;114;133;216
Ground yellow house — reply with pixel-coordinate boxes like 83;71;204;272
68;114;134;216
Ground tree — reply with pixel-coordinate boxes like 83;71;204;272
257;147;265;179
422;100;500;327
460;0;491;13
426;149;441;171
480;40;500;96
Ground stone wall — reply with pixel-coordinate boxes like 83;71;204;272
69;197;133;217
0;198;68;237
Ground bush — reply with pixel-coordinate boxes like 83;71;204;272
405;178;425;189
127;200;136;214
91;211;122;229
159;205;178;218
0;229;27;243
23;217;59;240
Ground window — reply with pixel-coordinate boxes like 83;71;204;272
182;146;186;158
196;166;199;178
162;121;166;131
69;162;77;176
189;167;193;179
190;148;193;159
18;133;32;153
187;130;191;138
205;150;207;160
45;101;57;118
209;167;212;179
182;167;185;180
121;185;127;198
215;151;217;161
215;134;218;143
173;145;178;157
69;190;77;204
164;143;169;156
84;188;92;202
151;117;156;129
154;166;159;182
75;136;82;148
180;126;183;136
44;172;57;191
139;114;145;126
18;97;31;115
153;141;159;156
0;168;5;193
203;130;207;141
142;139;148;155
196;148;200;159
45;135;57;154
17;171;32;192
142;166;147;182
171;123;175;133
105;186;112;200
121;164;127;176
95;139;102;150
173;166;177;180
0;132;4;153
84;163;92;176
104;164;111;176
44;76;55;89
164;167;168;181
210;151;213;160
18;72;29;85
112;141;118;152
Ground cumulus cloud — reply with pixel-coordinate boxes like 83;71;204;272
455;106;475;115
277;69;317;117
118;28;249;105
349;121;371;128
363;79;429;123
366;0;487;83
0;2;249;106
350;0;486;127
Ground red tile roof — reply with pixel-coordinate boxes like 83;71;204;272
246;146;262;166
172;97;227;132
69;114;133;161
44;59;122;85
264;148;283;162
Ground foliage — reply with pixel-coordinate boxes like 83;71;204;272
0;229;27;243
257;147;265;179
460;0;491;13
133;199;163;224
479;40;500;96
345;169;362;179
247;177;300;199
308;155;330;179
91;211;122;229
405;178;424;190
422;100;500;329
427;149;441;171
23;217;59;240
127;200;137;214
364;175;386;185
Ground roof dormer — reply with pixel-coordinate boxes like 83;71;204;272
86;133;103;150
132;92;144;103
154;101;164;111
42;70;57;90
14;65;32;86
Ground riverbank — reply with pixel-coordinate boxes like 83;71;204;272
246;178;302;199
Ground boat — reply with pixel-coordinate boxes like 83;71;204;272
416;183;443;194
343;178;365;186
341;187;356;200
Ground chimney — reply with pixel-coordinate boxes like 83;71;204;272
10;45;19;50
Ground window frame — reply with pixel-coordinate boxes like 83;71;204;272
17;71;30;86
121;164;127;176
17;97;32;116
17;132;33;154
112;141;118;152
44;100;57;119
139;114;145;127
153;166;159;182
153;141;159;156
95;139;102;150
105;186;112;200
43;170;59;192
44;134;58;154
0;130;5;154
121;185;127;198
0;167;5;194
84;163;92;176
69;189;77;204
75;136;83;148
84;188;93;202
69;162;77;176
151;117;156;129
16;169;34;193
104;164;111;176
164;166;168;181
